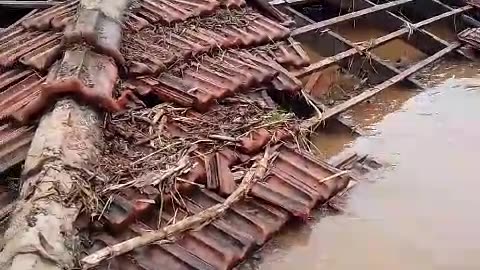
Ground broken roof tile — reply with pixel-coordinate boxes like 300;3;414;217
271;39;311;68
0;125;34;173
0;30;62;69
21;0;79;30
0;71;44;121
85;145;349;269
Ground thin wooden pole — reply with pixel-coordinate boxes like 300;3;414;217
291;0;413;36
319;42;460;121
293;6;471;77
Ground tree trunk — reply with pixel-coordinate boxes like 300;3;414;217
0;0;131;268
0;100;102;270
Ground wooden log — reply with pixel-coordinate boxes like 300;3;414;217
0;98;102;270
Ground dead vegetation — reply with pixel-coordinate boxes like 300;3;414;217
67;92;300;218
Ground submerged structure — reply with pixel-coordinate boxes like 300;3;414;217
0;0;478;269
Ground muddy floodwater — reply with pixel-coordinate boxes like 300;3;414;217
239;46;480;270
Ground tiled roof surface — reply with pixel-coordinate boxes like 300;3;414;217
0;1;355;269
0;0;310;173
84;145;350;270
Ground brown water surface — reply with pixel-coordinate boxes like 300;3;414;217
239;15;480;269
240;59;480;270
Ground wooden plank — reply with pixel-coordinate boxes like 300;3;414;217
291;0;413;36
0;1;61;9
293;6;470;77
430;0;480;27
269;0;309;5
381;4;473;59
320;42;460;120
327;30;425;89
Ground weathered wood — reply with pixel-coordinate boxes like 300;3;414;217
0;1;132;270
326;29;424;89
0;1;61;9
269;0;309;5
291;0;412;36
320;42;460;120
431;0;480;27
293;6;470;77
0;100;102;270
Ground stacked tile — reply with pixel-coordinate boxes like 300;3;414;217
21;0;79;30
123;10;291;76
126;48;306;111
0;28;63;70
458;28;480;50
87;145;350;270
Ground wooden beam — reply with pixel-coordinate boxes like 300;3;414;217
269;0;308;5
380;3;473;59
327;30;424;89
430;0;480;27
293;6;470;77
291;0;413;36
320;42;460;120
0;1;61;9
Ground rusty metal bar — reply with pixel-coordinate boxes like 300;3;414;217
293;6;470;77
320;42;460;120
269;0;307;5
291;0;413;36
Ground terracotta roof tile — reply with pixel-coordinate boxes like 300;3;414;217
86;146;350;269
136;0;220;24
0;29;62;69
122;10;290;75
458;28;480;50
21;0;79;30
0;125;34;173
0;70;44;120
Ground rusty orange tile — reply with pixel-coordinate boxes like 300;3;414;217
22;0;78;30
0;125;34;173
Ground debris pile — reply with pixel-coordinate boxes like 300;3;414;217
1;0;474;268
0;0;353;269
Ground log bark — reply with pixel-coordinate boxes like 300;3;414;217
0;1;132;269
0;100;102;270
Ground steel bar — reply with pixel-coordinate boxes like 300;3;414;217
293;6;470;77
320;42;460;120
291;0;413;36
